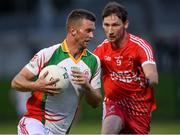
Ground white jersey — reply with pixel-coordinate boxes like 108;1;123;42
23;40;101;134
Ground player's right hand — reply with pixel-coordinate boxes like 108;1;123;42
35;71;62;95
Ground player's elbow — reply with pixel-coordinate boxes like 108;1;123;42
11;76;21;90
90;96;102;108
151;79;158;88
153;73;159;86
148;75;158;88
11;78;17;89
91;101;101;108
154;78;158;86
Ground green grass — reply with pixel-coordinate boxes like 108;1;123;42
1;120;180;134
151;121;180;134
0;123;17;134
70;120;180;134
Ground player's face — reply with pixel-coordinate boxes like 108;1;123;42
75;19;95;49
103;14;128;43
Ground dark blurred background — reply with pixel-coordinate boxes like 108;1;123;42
0;0;180;133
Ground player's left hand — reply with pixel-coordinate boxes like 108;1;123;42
71;70;89;87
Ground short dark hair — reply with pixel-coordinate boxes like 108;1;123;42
66;9;96;30
102;1;128;23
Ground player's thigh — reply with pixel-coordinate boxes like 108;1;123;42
101;115;123;134
127;114;151;134
18;117;50;135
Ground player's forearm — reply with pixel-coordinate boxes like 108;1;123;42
142;64;158;88
145;67;158;88
84;83;102;108
146;73;158;88
11;75;35;92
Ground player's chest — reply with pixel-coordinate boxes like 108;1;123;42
102;50;137;70
57;59;92;80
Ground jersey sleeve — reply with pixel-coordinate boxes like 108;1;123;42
25;44;60;76
25;49;46;76
90;55;101;89
136;40;156;67
93;46;103;61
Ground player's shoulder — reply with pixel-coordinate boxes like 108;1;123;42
34;43;62;62
85;50;100;66
45;43;61;51
39;43;61;54
129;33;152;48
94;39;110;54
96;39;110;48
129;33;145;41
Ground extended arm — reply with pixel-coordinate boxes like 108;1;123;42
11;67;61;95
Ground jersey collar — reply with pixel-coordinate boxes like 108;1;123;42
62;39;87;56
61;39;87;63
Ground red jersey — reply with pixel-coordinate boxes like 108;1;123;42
94;33;156;112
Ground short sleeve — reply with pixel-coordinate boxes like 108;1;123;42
136;40;156;67
90;55;101;89
25;49;46;76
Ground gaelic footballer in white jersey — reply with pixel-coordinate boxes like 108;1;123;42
20;40;101;134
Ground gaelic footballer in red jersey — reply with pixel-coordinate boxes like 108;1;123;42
93;1;158;134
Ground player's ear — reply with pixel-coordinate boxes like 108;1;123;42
71;26;77;36
124;20;129;29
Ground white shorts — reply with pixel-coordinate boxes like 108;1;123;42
18;117;53;135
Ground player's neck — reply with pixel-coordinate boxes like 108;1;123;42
66;36;83;59
113;32;128;49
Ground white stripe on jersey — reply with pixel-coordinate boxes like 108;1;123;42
97;39;109;48
130;34;153;61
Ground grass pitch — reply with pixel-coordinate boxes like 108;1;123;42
0;120;180;134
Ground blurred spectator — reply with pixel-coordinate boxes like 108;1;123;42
170;36;180;72
10;90;31;118
154;36;169;71
154;35;180;72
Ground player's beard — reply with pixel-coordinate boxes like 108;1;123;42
111;28;126;48
80;41;88;50
77;41;88;52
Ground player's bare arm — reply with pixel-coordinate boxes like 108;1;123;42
11;67;61;95
142;63;158;88
71;70;102;108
